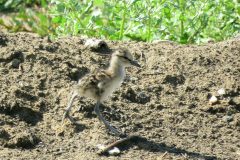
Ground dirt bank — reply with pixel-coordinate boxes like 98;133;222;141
0;32;239;159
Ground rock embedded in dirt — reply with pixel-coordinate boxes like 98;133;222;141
11;58;21;68
217;88;226;96
84;39;110;53
209;95;218;105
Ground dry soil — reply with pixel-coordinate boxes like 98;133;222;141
0;32;239;160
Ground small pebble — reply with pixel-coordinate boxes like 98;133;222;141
108;147;121;155
209;95;218;105
222;115;233;122
217;88;225;95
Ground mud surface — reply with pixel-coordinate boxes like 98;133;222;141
0;32;239;160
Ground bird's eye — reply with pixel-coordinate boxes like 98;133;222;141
117;55;131;61
123;56;132;62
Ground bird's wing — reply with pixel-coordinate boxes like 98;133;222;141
79;69;112;90
94;70;113;89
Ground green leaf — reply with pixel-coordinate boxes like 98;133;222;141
52;16;62;23
163;7;171;19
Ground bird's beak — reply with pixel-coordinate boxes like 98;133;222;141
130;60;141;67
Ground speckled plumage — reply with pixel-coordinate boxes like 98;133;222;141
76;69;123;101
62;48;140;136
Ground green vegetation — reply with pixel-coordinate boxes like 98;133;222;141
0;0;52;36
0;0;240;43
0;0;44;11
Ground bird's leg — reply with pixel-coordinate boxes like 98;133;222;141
62;91;79;125
94;101;124;137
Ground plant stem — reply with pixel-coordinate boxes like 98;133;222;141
179;0;184;39
147;8;151;42
119;3;126;40
181;18;184;38
146;0;152;42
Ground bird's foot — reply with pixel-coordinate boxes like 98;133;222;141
62;111;80;125
107;125;126;138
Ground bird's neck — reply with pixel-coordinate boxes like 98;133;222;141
108;58;125;78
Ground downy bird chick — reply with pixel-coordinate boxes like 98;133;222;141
62;48;140;137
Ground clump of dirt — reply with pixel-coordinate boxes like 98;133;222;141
0;31;239;159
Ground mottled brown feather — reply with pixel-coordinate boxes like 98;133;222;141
76;69;116;99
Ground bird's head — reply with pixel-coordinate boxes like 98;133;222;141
111;48;140;67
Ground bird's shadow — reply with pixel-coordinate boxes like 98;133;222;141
73;123;87;133
112;135;217;160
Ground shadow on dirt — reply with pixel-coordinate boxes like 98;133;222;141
119;136;217;160
73;123;87;133
0;105;42;125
